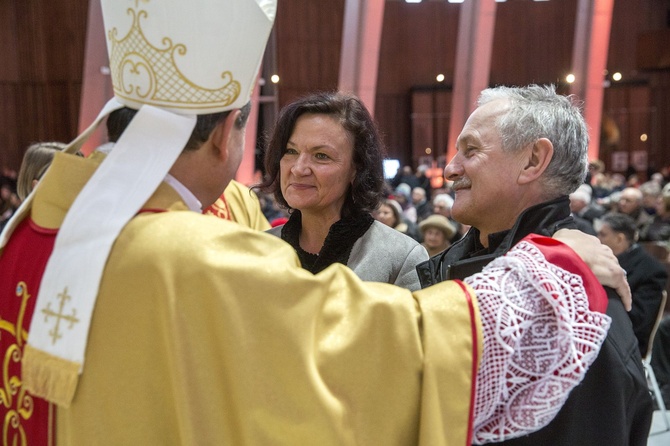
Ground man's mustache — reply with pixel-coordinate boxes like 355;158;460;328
452;178;472;190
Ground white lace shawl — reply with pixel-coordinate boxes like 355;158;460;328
466;240;611;443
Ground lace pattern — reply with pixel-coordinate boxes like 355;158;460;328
466;240;611;444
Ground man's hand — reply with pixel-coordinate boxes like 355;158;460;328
553;228;632;311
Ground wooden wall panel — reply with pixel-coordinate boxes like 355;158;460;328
0;0;88;171
0;1;19;82
490;0;577;86
275;0;345;107
378;2;460;93
375;92;410;161
378;2;459;165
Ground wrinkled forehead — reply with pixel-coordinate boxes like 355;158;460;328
457;99;510;145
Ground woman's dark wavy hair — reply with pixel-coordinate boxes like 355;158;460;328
256;91;386;218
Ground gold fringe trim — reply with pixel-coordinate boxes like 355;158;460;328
23;344;81;408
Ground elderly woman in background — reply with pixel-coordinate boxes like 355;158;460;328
418;214;456;257
258;92;428;291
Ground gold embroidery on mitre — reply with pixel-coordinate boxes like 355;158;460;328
0;282;35;445
108;6;241;110
40;287;80;346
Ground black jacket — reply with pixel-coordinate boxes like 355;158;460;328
416;196;653;446
619;244;668;355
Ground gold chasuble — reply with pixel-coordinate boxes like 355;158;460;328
204;179;271;231
0;152;480;445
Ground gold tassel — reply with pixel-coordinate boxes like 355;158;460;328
22;344;81;408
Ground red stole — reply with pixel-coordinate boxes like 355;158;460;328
0;218;58;445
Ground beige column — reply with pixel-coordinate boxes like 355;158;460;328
570;0;614;163
446;0;497;163
338;0;385;117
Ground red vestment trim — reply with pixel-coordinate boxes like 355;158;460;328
522;234;608;313
0;218;58;445
454;279;478;446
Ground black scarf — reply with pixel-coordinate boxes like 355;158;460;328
281;210;374;274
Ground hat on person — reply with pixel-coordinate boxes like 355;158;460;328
419;214;456;240
569;183;592;205
13;0;277;408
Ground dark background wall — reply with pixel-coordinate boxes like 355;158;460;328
1;0;669;179
0;0;88;172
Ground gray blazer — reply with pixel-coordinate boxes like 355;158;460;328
268;220;428;291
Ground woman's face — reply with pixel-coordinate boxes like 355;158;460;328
423;227;447;250
373;204;396;227
280;113;356;220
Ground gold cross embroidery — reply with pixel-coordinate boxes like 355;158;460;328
41;287;80;345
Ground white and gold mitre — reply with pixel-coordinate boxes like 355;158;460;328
101;0;277;114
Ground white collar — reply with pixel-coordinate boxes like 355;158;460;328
163;173;202;212
96;143;202;212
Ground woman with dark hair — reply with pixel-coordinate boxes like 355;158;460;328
257;92;427;290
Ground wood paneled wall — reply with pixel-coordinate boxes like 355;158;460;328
600;0;670;178
1;0;668;178
275;0;345;107
0;0;88;171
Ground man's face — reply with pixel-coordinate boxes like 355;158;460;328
411;188;425;204
423;227;446;250
617;189;642;215
444;100;529;235
597;223;627;255
433;202;451;218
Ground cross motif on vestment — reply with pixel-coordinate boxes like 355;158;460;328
41;287;80;345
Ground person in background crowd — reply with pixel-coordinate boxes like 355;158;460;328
0;175;20;231
394;182;417;223
432;193;463;242
414;164;432;199
568;184;597;235
596;213;668;354
16;142;67;201
639;180;662;217
374;198;422;242
390;165;420;190
650;172;665;188
259;91;428;291
608;187;653;234
570;183;604;223
640;182;670;243
411;186;432;223
419;214;456;257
